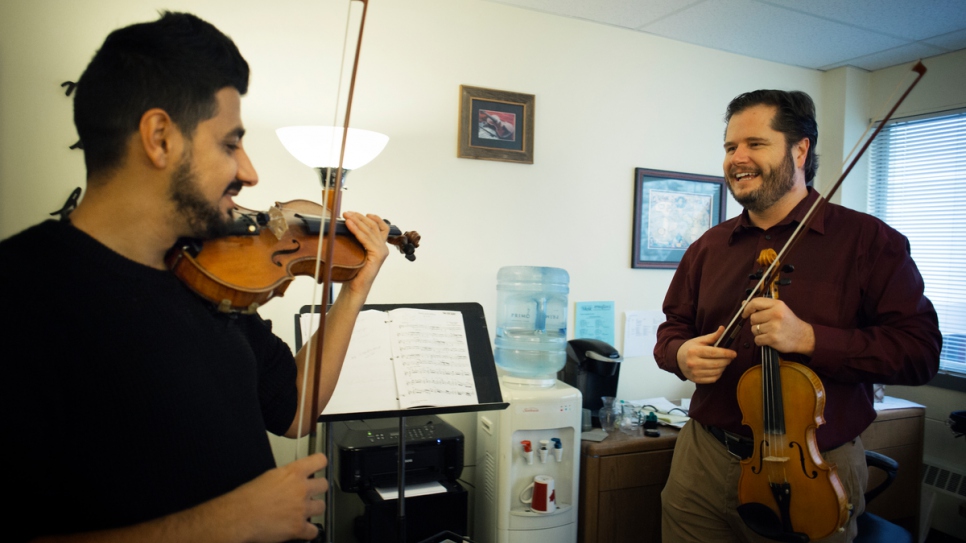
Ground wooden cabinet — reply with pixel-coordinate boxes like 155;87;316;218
577;406;925;543
578;427;678;543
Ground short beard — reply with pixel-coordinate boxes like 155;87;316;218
730;148;795;214
169;151;232;239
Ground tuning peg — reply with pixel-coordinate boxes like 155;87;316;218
782;264;795;273
777;279;792;286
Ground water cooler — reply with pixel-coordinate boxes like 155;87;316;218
475;267;582;543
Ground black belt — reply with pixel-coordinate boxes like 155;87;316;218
705;424;753;460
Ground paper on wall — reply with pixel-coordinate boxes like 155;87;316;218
623;309;665;358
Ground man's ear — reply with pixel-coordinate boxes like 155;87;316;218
138;108;181;169
793;137;810;170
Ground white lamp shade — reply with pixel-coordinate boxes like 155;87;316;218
276;126;389;170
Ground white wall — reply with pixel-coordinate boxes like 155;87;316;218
871;50;966;120
819;66;871;210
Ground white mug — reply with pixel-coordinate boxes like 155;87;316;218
520;474;556;513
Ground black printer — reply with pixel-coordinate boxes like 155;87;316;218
332;415;468;543
334;415;464;492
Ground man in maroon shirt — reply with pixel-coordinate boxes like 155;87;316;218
654;90;940;542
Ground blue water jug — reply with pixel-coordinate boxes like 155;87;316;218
495;266;569;377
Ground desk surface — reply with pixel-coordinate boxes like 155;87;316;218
581;426;679;456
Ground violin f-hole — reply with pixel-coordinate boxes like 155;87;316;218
271;239;301;267
789;441;818;479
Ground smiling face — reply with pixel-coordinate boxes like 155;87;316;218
168;87;258;238
723;104;805;215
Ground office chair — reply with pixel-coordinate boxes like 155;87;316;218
854;450;914;543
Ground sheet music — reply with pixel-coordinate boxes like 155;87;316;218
388;308;479;408
320;310;399;415
310;308;480;415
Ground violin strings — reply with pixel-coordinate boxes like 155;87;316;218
760;345;771;480
293;186;332;460
761;311;774;483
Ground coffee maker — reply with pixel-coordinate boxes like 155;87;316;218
558;338;622;427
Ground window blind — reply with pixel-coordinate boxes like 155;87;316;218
868;111;966;376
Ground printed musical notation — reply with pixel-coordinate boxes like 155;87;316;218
389;308;478;409
313;308;479;416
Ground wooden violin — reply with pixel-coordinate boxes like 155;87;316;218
166;198;419;313
735;249;848;542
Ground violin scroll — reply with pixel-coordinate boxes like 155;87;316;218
389;230;420;261
756;249;782;299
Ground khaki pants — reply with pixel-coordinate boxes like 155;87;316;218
661;420;868;543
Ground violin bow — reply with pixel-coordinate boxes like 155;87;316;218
287;3;370;542
716;61;927;348
292;0;369;444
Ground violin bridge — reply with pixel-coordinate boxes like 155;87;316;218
267;206;288;241
763;456;789;464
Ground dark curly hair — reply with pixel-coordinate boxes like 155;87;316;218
73;12;249;178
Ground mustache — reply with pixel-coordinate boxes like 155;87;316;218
223;181;244;195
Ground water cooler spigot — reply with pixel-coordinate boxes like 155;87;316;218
551;438;563;461
539;439;550;463
521;440;534;465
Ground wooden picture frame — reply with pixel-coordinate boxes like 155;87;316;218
632;168;726;269
458;85;534;164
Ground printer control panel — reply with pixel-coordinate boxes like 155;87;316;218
364;423;438;444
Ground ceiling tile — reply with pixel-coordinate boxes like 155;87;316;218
488;0;703;29
760;0;966;41
923;28;966;50
641;0;908;69
484;0;966;70
819;42;948;71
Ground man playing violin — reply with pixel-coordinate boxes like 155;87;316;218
654;90;940;542
0;12;390;543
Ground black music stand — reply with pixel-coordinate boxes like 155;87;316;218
295;302;507;543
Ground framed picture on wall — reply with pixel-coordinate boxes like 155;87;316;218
458;85;534;164
632;168;726;269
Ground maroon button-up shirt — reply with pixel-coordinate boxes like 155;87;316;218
654;189;941;450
